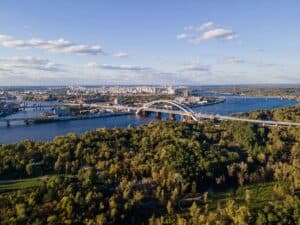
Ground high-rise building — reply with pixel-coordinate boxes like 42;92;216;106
183;89;190;97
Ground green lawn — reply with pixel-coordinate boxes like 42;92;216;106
0;175;76;193
184;182;293;211
206;182;276;209
0;177;45;193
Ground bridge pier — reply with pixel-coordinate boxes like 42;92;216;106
137;110;150;117
156;112;162;120
182;115;192;122
137;110;143;117
168;113;176;121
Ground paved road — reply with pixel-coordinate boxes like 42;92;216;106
196;113;300;127
141;107;300;127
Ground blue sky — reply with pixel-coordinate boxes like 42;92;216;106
0;0;299;85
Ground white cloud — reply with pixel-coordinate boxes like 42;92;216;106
179;63;211;73
198;21;214;31
83;62;200;84
222;57;245;64
201;28;236;40
176;33;195;40
255;61;276;67
191;29;238;44
0;56;49;65
185;21;214;31
0;35;103;55
0;67;13;73
112;52;128;58
2;40;28;48
177;22;238;44
0;57;291;85
0;35;12;42
220;57;278;68
0;56;64;72
23;25;32;30
85;62;150;71
59;44;101;54
255;48;264;52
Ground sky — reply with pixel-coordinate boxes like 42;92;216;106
0;0;299;86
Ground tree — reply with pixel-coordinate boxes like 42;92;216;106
16;203;26;219
26;163;34;176
189;202;200;225
54;157;64;173
95;214;107;225
166;201;173;214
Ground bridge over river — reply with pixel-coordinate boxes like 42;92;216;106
136;100;300;127
1;100;300;127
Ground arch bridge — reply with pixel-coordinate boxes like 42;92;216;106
136;100;198;121
135;100;300;127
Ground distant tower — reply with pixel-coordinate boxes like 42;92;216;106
183;89;190;97
114;98;121;105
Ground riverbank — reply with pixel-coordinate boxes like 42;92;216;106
0;95;298;144
234;94;299;101
214;87;300;101
188;97;226;108
28;111;133;124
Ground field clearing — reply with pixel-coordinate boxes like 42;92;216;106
0;177;46;193
181;182;298;211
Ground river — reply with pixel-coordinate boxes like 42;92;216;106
0;95;298;144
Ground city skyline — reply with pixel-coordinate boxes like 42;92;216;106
0;1;299;85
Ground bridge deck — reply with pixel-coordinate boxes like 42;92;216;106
142;108;300;127
1;103;299;127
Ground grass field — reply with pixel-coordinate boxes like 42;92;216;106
206;182;276;210
1;176;297;213
0;177;45;193
0;175;76;193
181;182;295;211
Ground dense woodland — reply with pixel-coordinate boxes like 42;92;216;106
0;106;300;224
237;104;300;123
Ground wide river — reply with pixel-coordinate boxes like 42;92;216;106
0;95;298;144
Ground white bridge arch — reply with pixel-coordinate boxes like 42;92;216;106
136;100;198;121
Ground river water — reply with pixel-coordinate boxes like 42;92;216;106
0;96;298;144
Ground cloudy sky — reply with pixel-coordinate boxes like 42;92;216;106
0;0;299;85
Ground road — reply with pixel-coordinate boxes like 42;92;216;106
195;113;300;127
141;107;300;127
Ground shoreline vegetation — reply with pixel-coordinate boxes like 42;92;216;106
233;104;300;123
214;86;300;101
0;105;300;224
